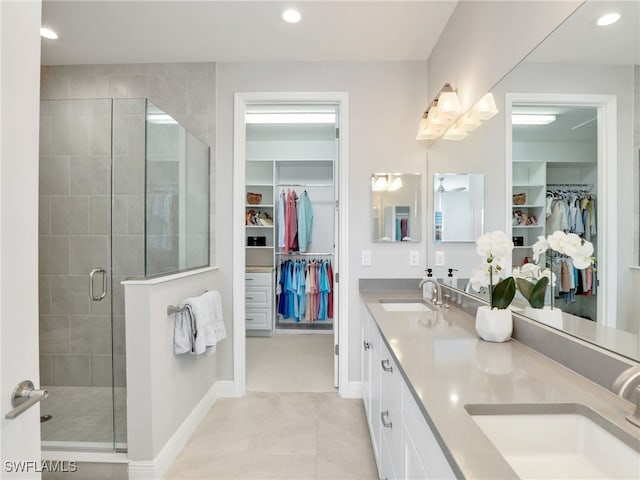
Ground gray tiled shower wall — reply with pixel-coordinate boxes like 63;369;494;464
39;63;216;387
39;98;145;387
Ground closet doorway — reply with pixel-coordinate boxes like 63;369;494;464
233;93;349;397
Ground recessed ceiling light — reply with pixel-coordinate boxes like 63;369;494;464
596;12;621;27
282;8;301;24
512;114;556;126
40;27;58;40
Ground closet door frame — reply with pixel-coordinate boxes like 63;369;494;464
232;92;351;397
505;93;617;328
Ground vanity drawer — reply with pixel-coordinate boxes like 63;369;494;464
245;272;272;287
380;377;403;478
245;308;271;330
245;286;272;308
379;340;403;410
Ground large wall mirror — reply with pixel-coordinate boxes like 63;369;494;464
371;173;422;242
430;0;640;361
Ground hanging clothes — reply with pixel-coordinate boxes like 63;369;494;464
278;190;286;248
297;191;314;252
276;258;334;323
286;189;299;252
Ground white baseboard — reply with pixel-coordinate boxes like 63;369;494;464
129;379;232;480
214;379;240;398
341;381;362;399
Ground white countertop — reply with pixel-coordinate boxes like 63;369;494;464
361;291;640;479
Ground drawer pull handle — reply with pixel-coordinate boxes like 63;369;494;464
381;411;392;428
245;297;254;300
363;341;370;351
246;278;254;280
381;359;393;373
246;318;254;321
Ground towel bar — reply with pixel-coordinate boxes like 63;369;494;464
167;305;189;315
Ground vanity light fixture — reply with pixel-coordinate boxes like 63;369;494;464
512;114;556;125
372;174;403;192
467;93;499;121
416;83;461;140
596;12;621;27
40;27;58;40
282;8;302;23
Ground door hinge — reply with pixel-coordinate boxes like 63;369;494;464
335;199;339;210
335;272;339;283
335;127;340;138
334;344;339;355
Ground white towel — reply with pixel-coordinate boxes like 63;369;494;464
203;290;226;344
173;290;225;356
173;305;195;354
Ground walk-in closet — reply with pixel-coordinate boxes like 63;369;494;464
243;104;339;392
512;105;598;321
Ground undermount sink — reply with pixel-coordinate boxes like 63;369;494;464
378;299;432;312
465;403;640;479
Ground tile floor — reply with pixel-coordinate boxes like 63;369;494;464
247;333;335;392
164;333;377;479
41;386;127;445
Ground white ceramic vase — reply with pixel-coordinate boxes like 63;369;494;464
524;306;563;329
475;306;513;343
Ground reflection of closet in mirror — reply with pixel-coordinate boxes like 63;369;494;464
433;173;484;242
512;105;598;320
371;173;421;242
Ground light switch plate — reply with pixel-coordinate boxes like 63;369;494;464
435;251;445;266
409;251;419;266
361;250;372;266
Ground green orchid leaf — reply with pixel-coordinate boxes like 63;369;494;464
492;277;516;309
529;276;549;309
515;278;535;301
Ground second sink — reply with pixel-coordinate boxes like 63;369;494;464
465;403;640;479
378;299;432;312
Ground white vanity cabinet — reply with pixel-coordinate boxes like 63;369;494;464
362;307;456;480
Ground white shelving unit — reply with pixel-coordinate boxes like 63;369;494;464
512;161;546;265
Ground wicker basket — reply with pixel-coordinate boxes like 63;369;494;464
512;193;526;205
246;192;262;205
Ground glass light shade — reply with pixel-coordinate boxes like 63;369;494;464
436;91;462;121
443;123;468;141
460;114;482;132
416;119;444;140
469;93;498;120
387;177;403;192
372;176;388;192
427;105;449;126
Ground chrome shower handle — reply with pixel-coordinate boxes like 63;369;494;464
89;268;107;301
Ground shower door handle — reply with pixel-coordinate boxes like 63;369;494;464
89;268;107;301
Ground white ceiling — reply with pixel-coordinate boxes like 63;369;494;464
41;0;458;65
525;0;640;65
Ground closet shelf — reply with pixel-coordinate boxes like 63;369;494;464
246;225;273;229
246;246;274;249
513;184;545;188
512;204;544;208
246;183;274;187
245;204;274;208
512;225;544;229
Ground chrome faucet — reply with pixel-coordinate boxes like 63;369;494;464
418;278;443;306
612;366;640;427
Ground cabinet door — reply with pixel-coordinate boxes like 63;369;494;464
404;432;428;480
369;317;382;470
402;383;456;479
381;374;404;478
361;308;372;422
245;309;271;330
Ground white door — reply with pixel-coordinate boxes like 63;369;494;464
0;0;44;474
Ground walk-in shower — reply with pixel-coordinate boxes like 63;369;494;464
38;98;209;451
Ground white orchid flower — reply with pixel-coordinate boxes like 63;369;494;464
476;231;514;263
469;265;491;292
531;235;549;263
561;233;583;257
547;230;567;253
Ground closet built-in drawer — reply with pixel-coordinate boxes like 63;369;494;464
245;272;272;287
245;309;271;330
245;286;272;308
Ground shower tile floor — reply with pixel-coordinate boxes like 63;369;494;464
41;386;127;446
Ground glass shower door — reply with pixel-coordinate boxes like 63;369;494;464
39;98;123;450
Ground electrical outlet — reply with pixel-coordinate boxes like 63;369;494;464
409;251;419;266
435;251;445;266
361;250;372;266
